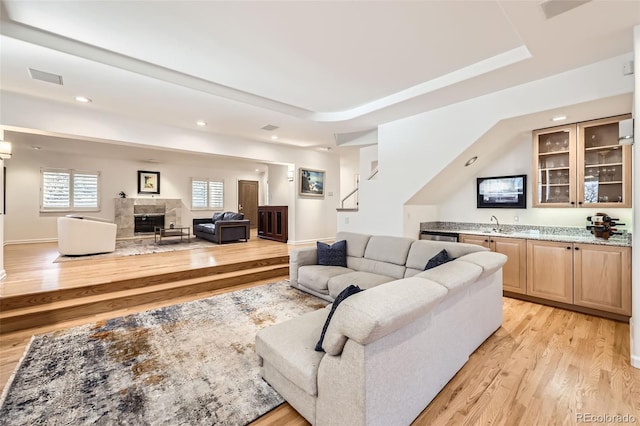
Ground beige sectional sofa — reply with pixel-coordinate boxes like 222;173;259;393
256;232;507;425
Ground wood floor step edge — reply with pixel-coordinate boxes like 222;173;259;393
0;265;289;318
0;255;290;310
0;267;290;334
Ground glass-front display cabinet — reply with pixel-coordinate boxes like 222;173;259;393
532;114;631;208
577;115;631;208
532;125;577;207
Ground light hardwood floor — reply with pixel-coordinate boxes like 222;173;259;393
1;240;638;425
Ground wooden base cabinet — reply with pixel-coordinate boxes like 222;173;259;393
257;206;288;243
573;244;631;316
526;240;631;316
461;235;631;318
526;240;573;304
459;235;527;294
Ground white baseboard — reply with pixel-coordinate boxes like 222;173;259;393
5;238;57;245
631;318;639;369
631;354;640;369
287;237;334;245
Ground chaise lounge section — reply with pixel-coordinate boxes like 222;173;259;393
57;215;117;256
256;232;507;425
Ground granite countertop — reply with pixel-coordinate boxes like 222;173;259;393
420;222;632;248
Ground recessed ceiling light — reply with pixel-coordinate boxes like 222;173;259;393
74;96;92;103
32;145;42;150
255;169;260;172
271;135;278;140
465;156;478;167
552;115;567;122
196;120;207;126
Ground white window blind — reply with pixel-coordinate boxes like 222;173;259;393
191;178;224;209
41;169;100;211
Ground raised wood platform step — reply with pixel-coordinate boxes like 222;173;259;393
0;256;289;334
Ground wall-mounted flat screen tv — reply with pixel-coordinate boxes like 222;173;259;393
477;174;527;209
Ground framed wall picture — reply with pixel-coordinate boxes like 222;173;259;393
138;170;160;194
299;168;325;197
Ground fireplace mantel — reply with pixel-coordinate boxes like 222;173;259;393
114;198;182;238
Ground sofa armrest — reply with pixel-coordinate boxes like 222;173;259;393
289;247;318;288
456;251;507;279
321;277;448;356
214;219;249;227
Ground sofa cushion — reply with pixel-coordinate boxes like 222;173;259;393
212;212;225;222
346;257;407;280
316;285;362;351
415;260;483;293
327;271;396;299
335;232;371;258
222;211;244;220
256;308;329;396
298;265;353;293
405;240;488;277
194;223;216;235
317;240;347;267
364;236;414;265
424;249;454;270
321;277;448;356
456;251;508;279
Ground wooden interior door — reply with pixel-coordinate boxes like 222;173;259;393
238;180;258;228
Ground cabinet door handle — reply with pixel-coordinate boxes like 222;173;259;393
490;240;494;243
566;247;571;250
570;201;575;205
578;201;583;205
574;247;580;250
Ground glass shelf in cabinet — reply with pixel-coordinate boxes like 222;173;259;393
584;144;622;152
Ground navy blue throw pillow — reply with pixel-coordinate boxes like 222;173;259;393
317;240;347;267
424;249;454;270
315;285;362;352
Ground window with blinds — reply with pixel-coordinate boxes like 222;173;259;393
41;169;101;211
192;179;224;210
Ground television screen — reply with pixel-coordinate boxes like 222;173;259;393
477;175;527;209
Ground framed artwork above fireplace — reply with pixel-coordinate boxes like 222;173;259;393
138;170;160;194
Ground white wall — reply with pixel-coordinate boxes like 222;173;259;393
293;153;340;243
339;148;360;209
354;54;634;237
438;136;633;229
630;24;639;370
266;164;291;206
5;142;265;243
338;144;377;233
0;158;5;279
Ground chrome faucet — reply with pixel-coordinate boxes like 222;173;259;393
490;215;500;232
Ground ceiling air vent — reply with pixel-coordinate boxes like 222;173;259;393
540;0;591;20
28;68;64;85
261;124;279;131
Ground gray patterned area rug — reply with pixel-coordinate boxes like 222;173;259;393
0;281;327;425
54;238;217;263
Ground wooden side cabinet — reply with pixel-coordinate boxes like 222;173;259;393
257;205;288;243
573;244;631;315
526;240;574;304
459;234;527;294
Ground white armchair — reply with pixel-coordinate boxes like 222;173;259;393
57;215;117;256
